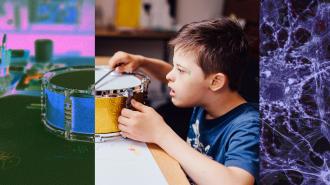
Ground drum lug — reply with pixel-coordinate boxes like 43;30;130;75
64;90;73;140
125;89;134;109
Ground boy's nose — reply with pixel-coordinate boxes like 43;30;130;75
166;68;175;82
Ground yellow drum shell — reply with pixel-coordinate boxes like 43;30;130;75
95;97;125;134
95;93;145;134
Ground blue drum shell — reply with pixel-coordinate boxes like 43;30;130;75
44;89;95;134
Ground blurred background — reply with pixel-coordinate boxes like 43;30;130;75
0;1;95;184
0;0;94;56
0;0;94;96
95;0;259;139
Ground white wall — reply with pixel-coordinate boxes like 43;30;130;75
96;0;225;28
95;0;115;27
176;0;225;26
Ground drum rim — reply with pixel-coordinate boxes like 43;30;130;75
42;66;150;97
42;118;121;143
94;68;150;97
42;65;95;96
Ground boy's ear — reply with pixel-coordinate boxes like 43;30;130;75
209;73;226;91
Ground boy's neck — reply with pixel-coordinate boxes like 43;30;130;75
203;90;246;120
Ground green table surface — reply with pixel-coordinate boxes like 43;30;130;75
0;95;94;185
0;58;95;185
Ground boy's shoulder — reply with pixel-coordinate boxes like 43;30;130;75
194;102;259;123
233;103;259;121
227;103;259;128
191;103;259;134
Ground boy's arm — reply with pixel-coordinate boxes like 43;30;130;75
119;100;255;185
139;56;172;83
157;128;255;185
108;51;172;83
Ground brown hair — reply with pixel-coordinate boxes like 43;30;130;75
169;18;248;91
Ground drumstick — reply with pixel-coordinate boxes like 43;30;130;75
91;63;124;90
94;68;115;86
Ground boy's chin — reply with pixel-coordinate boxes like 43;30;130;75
171;98;193;108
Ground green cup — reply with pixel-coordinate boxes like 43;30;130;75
35;39;53;63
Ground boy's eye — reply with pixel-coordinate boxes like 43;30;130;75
177;68;184;73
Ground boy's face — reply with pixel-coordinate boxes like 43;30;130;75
166;49;210;107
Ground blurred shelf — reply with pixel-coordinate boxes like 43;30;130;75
96;27;176;40
96;27;175;61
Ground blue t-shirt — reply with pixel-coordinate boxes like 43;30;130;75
187;103;259;183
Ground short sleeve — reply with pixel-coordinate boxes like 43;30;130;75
224;119;260;179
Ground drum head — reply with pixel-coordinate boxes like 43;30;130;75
50;70;94;90
95;68;141;91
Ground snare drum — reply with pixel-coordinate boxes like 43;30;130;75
95;67;150;141
41;66;149;142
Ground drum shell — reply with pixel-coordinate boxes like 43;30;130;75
44;89;95;134
95;92;146;134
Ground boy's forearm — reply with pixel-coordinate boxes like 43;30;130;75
156;129;254;185
139;56;172;83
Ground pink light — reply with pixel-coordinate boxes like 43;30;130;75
30;25;78;32
0;2;15;30
0;1;95;57
7;33;95;56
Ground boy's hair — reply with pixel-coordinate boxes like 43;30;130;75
169;18;248;91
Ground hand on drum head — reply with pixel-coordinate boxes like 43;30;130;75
108;51;144;73
118;99;172;144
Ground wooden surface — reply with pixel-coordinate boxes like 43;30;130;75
95;57;190;185
148;143;190;185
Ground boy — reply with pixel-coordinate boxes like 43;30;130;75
109;18;259;185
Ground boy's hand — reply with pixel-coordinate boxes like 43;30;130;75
108;51;144;73
118;99;169;144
